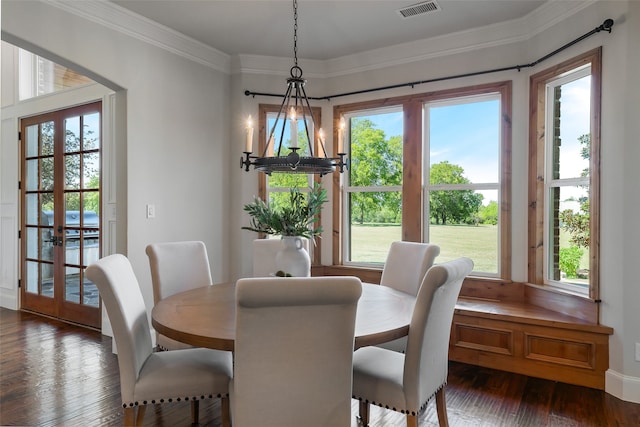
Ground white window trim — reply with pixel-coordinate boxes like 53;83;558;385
422;93;503;277
341;106;403;267
542;65;591;295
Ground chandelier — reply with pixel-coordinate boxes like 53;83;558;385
240;0;348;176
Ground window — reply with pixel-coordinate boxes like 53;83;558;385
342;107;403;265
334;81;512;278
257;104;322;264
18;48;93;100
425;95;502;275
529;48;601;299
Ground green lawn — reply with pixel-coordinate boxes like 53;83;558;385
350;223;498;273
350;223;589;277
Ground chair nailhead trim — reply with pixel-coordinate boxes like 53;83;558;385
123;393;227;409
352;381;447;418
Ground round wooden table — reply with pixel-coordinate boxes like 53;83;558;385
151;282;415;351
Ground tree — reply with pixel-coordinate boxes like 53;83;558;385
350;118;402;224
478;200;498;225
560;134;590;248
38;121;99;212
429;161;482;225
84;176;101;214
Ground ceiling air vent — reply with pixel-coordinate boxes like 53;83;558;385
397;1;441;19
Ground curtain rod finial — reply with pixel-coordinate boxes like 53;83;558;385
600;18;614;33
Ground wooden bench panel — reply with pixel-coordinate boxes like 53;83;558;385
454;322;514;355
450;303;612;390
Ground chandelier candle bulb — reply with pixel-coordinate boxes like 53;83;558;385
290;108;298;149
245;117;254;153
338;118;346;154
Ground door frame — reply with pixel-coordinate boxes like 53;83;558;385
20;101;103;328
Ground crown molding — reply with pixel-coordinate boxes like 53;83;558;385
321;0;597;77
231;55;328;79
44;0;596;78
44;0;231;74
236;0;596;77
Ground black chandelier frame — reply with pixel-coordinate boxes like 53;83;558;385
240;0;348;176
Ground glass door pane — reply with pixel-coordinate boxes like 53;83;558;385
23;122;56;303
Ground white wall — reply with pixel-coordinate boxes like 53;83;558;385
612;0;640;400
2;0;638;402
1;0;232;322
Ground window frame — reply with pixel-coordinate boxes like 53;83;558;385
528;48;601;301
257;104;323;265
423;93;504;277
341;105;404;267
333;81;512;279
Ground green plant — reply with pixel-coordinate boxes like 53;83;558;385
559;246;584;278
242;183;327;239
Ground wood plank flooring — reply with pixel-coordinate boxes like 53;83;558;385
1;307;639;426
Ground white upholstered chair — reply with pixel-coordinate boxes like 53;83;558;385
377;241;440;352
146;241;213;350
231;276;362;427
352;257;473;427
252;237;309;277
85;254;232;426
380;241;441;295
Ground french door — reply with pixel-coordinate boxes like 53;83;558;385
20;102;102;328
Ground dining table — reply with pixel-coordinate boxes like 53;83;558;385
151;281;415;352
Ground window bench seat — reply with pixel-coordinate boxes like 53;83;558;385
315;266;613;390
450;280;613;390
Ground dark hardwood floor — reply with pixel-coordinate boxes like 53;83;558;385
1;307;639;426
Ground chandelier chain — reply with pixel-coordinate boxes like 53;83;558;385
293;0;298;66
240;0;349;175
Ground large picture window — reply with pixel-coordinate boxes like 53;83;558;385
424;95;501;275
529;48;601;299
334;81;512;278
342;107;403;265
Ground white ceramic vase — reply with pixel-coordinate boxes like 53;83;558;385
275;236;311;277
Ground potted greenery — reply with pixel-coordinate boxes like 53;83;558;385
242;182;327;238
242;183;327;276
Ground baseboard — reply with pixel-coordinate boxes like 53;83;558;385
606;369;640;403
0;288;18;310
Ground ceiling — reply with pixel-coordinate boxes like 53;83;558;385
110;0;548;61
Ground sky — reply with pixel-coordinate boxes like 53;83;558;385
360;77;591;208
